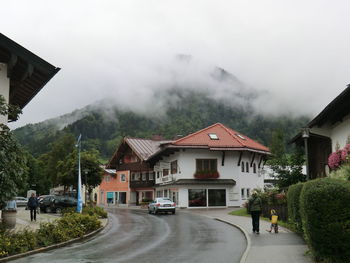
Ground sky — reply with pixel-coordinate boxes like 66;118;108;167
3;0;350;129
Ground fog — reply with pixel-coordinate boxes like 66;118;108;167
2;0;350;128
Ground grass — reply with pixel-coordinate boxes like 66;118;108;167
229;208;297;232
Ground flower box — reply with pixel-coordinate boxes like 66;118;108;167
194;171;220;179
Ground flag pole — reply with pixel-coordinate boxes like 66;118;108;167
76;134;83;213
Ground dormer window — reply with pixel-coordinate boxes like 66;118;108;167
236;134;246;140
208;133;219;140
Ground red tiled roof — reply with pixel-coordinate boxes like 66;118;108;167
172;123;270;153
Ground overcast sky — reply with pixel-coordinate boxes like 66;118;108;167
3;0;350;129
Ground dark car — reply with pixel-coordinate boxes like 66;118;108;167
40;195;77;214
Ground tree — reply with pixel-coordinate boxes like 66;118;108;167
0;95;28;209
57;149;103;203
268;129;306;189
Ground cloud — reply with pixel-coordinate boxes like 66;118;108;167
3;0;350;128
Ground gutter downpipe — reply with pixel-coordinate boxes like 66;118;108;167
302;128;310;181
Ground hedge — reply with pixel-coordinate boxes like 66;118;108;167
0;212;102;258
300;178;350;263
287;182;304;233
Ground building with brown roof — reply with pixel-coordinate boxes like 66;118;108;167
100;137;171;206
291;84;350;179
0;33;60;124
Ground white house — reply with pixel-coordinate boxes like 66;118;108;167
291;85;350;179
148;123;270;208
0;33;60;124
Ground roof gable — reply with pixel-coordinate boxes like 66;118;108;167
173;123;269;152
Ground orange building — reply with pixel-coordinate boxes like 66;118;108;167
99;170;130;206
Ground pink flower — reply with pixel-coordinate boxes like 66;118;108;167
341;144;350;162
328;150;342;170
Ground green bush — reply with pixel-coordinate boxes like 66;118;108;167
62;206;107;218
300;178;350;263
287;182;304;233
0;213;102;258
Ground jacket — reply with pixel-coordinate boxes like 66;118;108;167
27;197;38;208
248;196;262;212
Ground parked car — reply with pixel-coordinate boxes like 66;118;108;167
148;198;176;215
40;195;77;214
15;196;28;207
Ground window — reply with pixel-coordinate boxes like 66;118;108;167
188;189;206;207
241;162;245;172
208;133;219;140
253;163;257;173
196;159;217;172
156;191;162;197
246;162;249;173
171;160;178;174
157;171;160;179
149;172;154;180
135;173;140;181
246;188;250;198
131;173;136;181
236;134;246;140
120;174;126;182
142;172;146;181
105;175;111;182
241;188;245;199
163;169;169;176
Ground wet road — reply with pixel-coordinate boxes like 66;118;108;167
13;208;246;263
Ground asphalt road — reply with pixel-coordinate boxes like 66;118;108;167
13;208;246;263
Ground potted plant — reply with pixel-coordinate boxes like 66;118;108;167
1;199;17;228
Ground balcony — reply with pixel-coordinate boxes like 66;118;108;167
130;180;155;188
156;174;175;185
193;171;220;179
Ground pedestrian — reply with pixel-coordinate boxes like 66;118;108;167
27;193;39;221
266;209;279;233
248;190;262;234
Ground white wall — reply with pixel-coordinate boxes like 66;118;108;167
154;149;266;207
0;63;9;124
329;115;350;150
311;114;350;151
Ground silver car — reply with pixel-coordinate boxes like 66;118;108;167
15;196;28;207
148;198;176;215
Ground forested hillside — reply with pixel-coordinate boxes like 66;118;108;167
13;88;310;161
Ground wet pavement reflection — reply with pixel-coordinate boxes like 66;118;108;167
12;208;246;263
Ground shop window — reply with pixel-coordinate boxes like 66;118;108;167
208;189;226;206
171;160;178;174
188;189;206;207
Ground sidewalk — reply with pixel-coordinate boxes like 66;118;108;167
186;208;311;263
1;207;59;232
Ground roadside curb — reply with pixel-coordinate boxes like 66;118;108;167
0;217;109;262
214;218;251;263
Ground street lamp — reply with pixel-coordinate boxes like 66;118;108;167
75;134;83;213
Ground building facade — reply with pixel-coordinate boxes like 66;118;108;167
291;85;350;179
149;123;270;208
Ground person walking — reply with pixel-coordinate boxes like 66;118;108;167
248;190;262;234
27;193;39;222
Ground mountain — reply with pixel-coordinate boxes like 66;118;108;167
13;88;310;160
